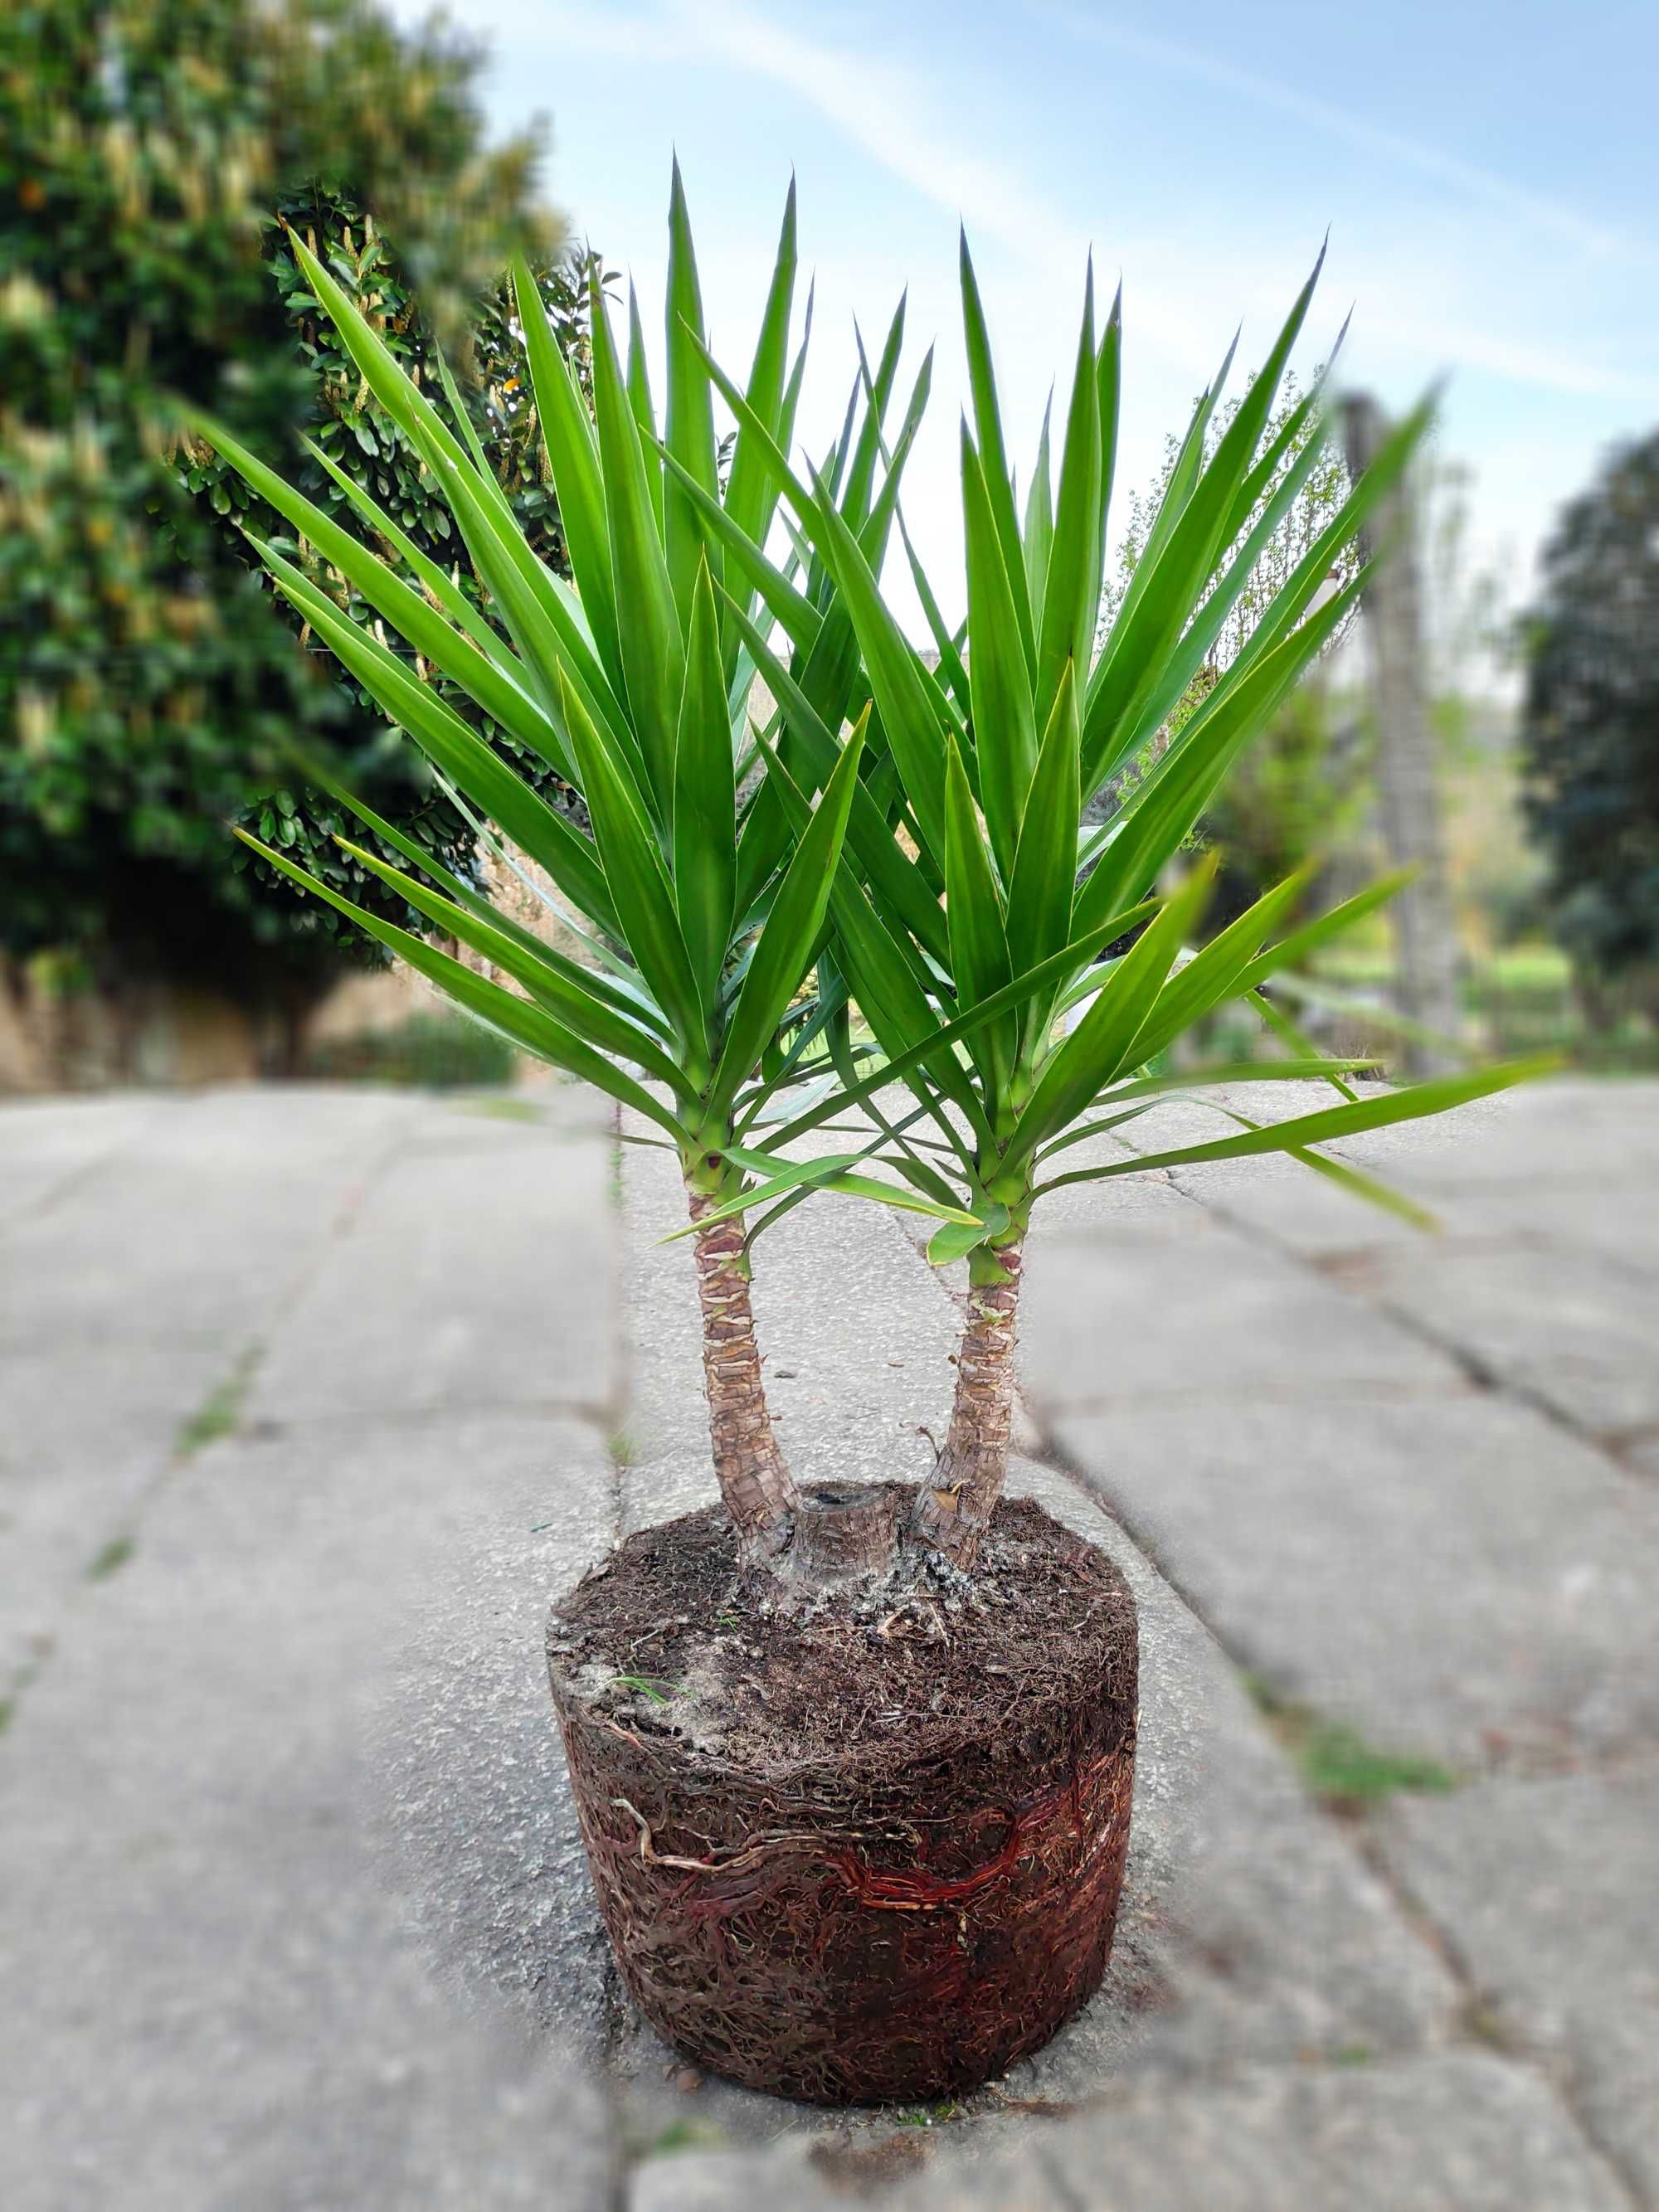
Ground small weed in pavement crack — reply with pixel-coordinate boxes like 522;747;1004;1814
1243;1671;1459;1811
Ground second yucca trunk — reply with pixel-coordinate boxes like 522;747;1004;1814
912;1233;1026;1567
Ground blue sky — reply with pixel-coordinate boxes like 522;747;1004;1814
401;1;1659;656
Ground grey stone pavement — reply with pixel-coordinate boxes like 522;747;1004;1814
2;1074;1656;2209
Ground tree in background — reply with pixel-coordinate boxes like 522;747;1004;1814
0;0;588;1068
1520;430;1659;1028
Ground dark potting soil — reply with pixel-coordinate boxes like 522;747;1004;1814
547;1487;1136;1792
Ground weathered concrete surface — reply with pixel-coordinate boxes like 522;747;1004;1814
248;1096;617;1428
6;1075;1656;2210
1022;1218;1464;1411
1030;1074;1659;2210
1051;1393;1659;1769
0;1091;163;1226
1382;1768;1659;2206
0;1091;620;2212
631;2053;1630;2212
1;1087;415;1693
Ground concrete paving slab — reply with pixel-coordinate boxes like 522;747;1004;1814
1053;1393;1659;1767
0;1409;618;2212
1019;1226;1464;1416
630;2051;1628;2212
251;1111;616;1426
1335;1076;1659;1191
374;1417;619;2060
1382;1768;1659;2205
0;1341;225;1685
1347;1236;1659;1436
0;1091;162;1225
1000;1461;1457;2096
0;1087;411;1357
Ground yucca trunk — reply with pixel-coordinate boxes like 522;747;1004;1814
911;1236;1026;1568
686;1182;800;1555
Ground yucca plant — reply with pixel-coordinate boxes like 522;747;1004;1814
682;236;1550;1568
192;165;1552;2107
196;168;978;1562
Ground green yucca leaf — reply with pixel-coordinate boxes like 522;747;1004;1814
1034;1057;1559;1198
592;267;683;818
1074;566;1365;936
672;558;738;1004
750;726;987;1152
658;445;822;654
1113;412;1338;771
1101;332;1237;659
1233;310;1348;519
1225;390;1435;690
512;252;621;693
419;435;625;771
898;505;972;716
252;539;618;930
624;281;666;538
962;422;1038;874
431;341;493;478
298;433;507;670
1035;263;1100;729
960;229;1035;678
943;733;1014;1107
334;837;692;1094
234;830;684;1136
1247;989;1359;1104
723;178;799;562
1130;863;1320;1064
1092;281;1123;589
286;231;588;688
1022;392;1055;630
766;896;1160;1155
1034;1060;1383;1162
1003;660;1082;1004
284;737;659;1030
718;595;949;962
801;464;951;861
707;710;868;1118
660;1143;980;1242
1009;855;1218;1165
556;665;705;1055
840;296;908;535
664;158;722;626
196;412;569;773
1082;252;1324;791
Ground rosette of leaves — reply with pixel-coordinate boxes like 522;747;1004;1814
201;170;980;1554
686;235;1551;1565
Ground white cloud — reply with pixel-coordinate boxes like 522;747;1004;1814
1046;11;1659;272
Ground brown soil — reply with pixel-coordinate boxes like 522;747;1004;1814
547;1487;1138;2104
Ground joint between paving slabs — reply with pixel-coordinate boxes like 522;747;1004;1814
1353;1830;1648;2212
1172;1162;1647;1490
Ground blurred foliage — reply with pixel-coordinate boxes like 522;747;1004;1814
0;0;595;1008
304;1010;518;1088
1520;430;1659;1021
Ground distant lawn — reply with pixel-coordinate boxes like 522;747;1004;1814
1311;942;1657;1070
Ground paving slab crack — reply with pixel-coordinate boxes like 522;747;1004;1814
1180;1169;1650;1486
